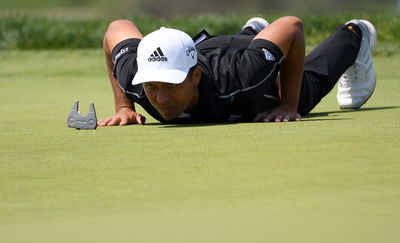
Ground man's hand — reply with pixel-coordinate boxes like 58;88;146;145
98;108;146;126
254;104;301;122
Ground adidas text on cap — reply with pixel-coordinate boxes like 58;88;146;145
132;27;198;85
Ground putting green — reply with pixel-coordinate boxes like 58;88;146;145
0;50;399;242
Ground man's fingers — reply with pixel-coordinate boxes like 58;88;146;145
98;117;113;126
107;116;121;126
281;112;301;122
254;111;278;122
282;114;291;122
119;116;129;126
254;112;271;122
120;113;146;125
255;110;301;123
99;108;148;127
273;113;284;122
264;111;279;122
135;114;146;125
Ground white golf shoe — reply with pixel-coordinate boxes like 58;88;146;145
242;17;269;33
337;19;377;109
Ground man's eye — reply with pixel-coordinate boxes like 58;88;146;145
144;83;155;89
167;83;177;88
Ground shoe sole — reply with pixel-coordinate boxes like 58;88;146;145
353;69;377;109
355;20;377;109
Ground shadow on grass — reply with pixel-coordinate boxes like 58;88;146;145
146;122;234;128
301;117;352;122
304;106;399;118
142;106;399;127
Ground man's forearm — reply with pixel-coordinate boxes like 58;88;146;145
279;58;303;111
104;51;135;113
253;16;305;112
278;21;305;111
98;19;146;126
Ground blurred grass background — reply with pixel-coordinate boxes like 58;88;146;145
1;0;398;17
0;0;399;55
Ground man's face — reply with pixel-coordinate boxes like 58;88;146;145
142;68;201;121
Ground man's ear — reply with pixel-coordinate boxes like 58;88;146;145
191;66;202;86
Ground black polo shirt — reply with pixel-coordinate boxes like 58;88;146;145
111;32;284;124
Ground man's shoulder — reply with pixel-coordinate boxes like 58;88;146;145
122;83;146;100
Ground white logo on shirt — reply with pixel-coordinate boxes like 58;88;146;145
114;47;128;63
262;48;276;61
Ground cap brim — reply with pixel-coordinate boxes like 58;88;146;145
132;68;189;85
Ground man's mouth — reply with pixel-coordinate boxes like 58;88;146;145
157;106;176;113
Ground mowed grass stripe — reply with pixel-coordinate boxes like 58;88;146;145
0;50;399;242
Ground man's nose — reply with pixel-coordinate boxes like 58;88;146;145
155;88;170;105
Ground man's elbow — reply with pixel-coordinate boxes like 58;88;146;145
279;16;303;33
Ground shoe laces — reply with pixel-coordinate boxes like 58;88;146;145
341;66;358;86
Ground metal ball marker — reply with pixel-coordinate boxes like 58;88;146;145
67;101;97;130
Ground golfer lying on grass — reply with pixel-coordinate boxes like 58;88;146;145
99;16;376;125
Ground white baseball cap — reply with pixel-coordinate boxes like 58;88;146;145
132;27;197;85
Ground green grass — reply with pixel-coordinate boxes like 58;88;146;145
1;13;400;55
0;49;399;242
